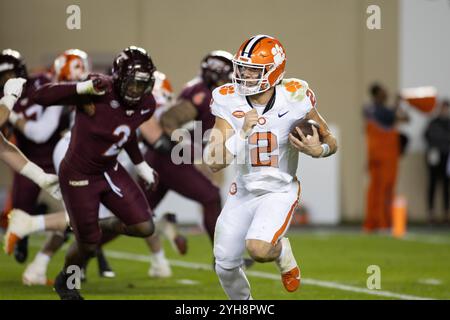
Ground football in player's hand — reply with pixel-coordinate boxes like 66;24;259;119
290;119;322;141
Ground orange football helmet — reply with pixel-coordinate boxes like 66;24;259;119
232;35;286;95
53;49;90;82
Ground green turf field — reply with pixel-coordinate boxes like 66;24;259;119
0;229;449;300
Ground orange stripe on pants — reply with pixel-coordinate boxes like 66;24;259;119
271;181;301;245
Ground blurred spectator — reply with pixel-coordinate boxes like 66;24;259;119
363;83;409;232
424;100;450;225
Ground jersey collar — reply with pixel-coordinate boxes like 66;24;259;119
245;86;277;115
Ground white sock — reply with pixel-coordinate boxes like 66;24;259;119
277;241;286;262
30;215;45;233
153;249;166;264
215;264;251;300
275;238;297;273
34;252;51;269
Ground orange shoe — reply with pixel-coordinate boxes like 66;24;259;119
4;231;20;255
276;238;301;292
3;209;32;255
282;266;301;292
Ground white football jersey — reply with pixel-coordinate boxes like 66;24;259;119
210;78;316;193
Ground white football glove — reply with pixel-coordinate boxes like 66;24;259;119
76;80;104;95
0;77;26;110
39;173;62;201
135;162;159;191
76;74;110;96
20;162;62;200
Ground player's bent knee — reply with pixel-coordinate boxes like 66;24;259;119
215;263;237;280
246;240;272;263
132;220;155;238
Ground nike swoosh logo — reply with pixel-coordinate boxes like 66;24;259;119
141;109;151;115
278;111;289;118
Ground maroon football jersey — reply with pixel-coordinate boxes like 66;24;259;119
33;75;156;175
11;74;66;170
179;77;214;135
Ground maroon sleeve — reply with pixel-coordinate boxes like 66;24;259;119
179;84;209;118
32;82;80;107
123;131;144;165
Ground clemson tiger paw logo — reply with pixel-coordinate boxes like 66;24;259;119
219;85;235;95
284;80;302;93
271;44;285;66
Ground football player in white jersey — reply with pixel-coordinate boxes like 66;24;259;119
205;35;338;299
0;77;60;201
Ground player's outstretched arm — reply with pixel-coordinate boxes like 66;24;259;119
204;116;236;172
32;74;107;107
0;133;61;200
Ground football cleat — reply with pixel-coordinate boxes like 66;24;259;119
97;249;116;278
54;271;84;300
22;261;53;286
276;237;301;292
148;256;172;278
158;213;188;255
281;266;301;292
4;209;33;256
14;237;28;263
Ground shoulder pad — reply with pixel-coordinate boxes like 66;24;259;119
212;83;242;106
279;78;312;103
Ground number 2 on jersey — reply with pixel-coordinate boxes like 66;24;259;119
249;132;279;167
103;125;131;157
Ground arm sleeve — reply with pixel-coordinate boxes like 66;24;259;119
32;83;80;107
123;131;144;165
23;106;64;143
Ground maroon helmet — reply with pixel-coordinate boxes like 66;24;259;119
112;46;156;108
201;50;233;90
0;49;28;91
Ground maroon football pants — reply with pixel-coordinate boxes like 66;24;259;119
143;150;221;242
59;159;152;244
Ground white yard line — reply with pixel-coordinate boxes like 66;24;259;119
104;250;435;300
